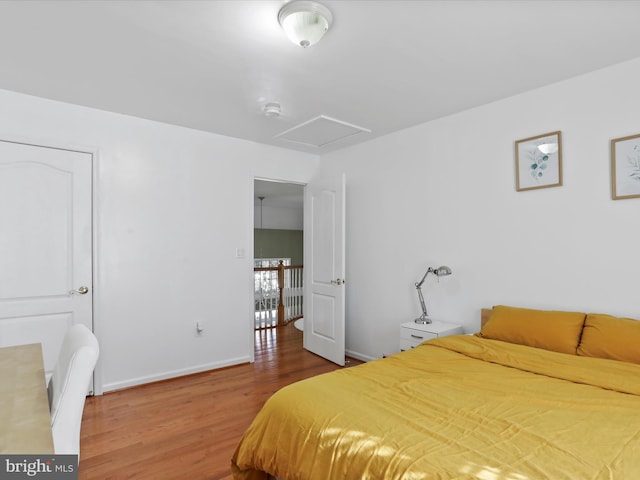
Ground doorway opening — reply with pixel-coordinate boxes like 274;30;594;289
253;179;305;352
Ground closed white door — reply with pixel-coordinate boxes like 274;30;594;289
0;140;93;385
303;174;346;366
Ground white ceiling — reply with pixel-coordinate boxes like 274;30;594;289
1;0;640;155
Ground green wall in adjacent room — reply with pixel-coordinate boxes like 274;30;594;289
254;229;303;265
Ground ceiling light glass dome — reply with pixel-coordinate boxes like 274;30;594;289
278;1;333;48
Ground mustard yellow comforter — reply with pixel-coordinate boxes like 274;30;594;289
231;335;640;480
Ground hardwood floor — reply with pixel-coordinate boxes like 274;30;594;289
79;324;362;480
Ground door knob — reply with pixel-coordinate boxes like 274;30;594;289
70;286;89;295
330;279;344;285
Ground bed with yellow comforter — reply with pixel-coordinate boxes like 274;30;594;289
232;333;640;479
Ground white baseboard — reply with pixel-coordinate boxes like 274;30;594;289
102;356;251;392
345;349;376;363
103;350;374;392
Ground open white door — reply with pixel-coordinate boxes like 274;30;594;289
303;174;345;366
0;140;93;389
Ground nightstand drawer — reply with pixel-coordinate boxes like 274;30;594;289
400;328;437;343
399;320;464;352
400;338;427;350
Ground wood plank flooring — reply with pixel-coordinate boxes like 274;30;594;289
79;324;362;480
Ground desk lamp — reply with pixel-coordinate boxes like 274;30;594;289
414;265;452;324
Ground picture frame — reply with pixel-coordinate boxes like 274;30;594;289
515;131;562;191
611;133;640;200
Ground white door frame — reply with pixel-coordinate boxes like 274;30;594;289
0;135;102;395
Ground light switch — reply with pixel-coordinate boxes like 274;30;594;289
236;248;245;258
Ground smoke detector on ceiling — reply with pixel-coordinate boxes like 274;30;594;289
263;102;282;118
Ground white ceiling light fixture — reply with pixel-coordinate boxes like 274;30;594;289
278;1;333;48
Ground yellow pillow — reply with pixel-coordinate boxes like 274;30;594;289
577;314;640;363
479;305;586;354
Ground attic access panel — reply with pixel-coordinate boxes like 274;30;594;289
275;115;371;148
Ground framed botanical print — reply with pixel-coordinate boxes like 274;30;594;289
515;131;562;192
611;133;640;200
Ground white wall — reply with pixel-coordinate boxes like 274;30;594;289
318;57;640;361
4;55;640;384
0;89;319;391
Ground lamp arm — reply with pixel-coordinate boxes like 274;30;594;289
415;267;435;319
415;282;429;318
415;267;435;289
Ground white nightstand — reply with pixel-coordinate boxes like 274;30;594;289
400;321;464;351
